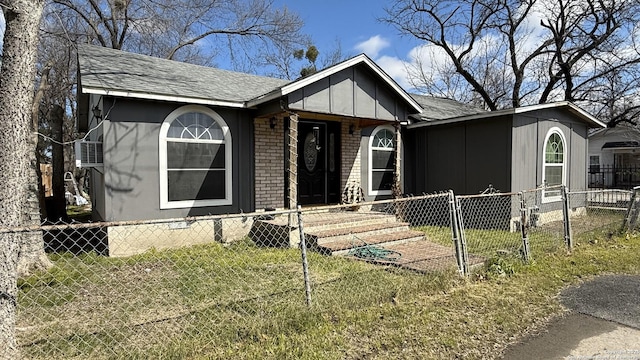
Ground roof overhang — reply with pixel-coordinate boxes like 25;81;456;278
82;87;246;108
247;54;423;114
601;141;640;150
408;101;606;129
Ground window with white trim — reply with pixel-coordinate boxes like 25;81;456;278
589;155;600;173
159;105;232;209
369;126;395;195
542;127;566;200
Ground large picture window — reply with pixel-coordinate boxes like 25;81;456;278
160;105;232;209
542;127;566;201
368;126;396;196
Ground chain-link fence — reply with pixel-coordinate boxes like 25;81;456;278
521;186;567;256
298;193;466;310
455;192;523;266
9;188;634;358
18;211;311;359
569;189;632;243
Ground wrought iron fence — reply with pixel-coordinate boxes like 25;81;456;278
588;164;640;189
5;188;634;358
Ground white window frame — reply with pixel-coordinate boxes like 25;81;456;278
589;155;600;173
159;105;233;209
368;125;396;196
542;127;566;202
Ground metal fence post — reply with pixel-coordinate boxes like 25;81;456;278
456;196;470;276
561;186;573;252
296;206;312;307
448;191;469;276
448;190;466;276
623;186;640;230
519;192;531;262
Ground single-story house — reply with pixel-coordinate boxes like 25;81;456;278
588;126;640;188
75;45;605;254
76;45;433;222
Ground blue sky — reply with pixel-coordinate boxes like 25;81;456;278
0;2;420;88
275;0;421;90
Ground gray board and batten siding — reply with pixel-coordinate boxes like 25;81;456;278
510;108;589;193
287;64;409;121
405;105;599;196
94;97;255;221
404;115;512;195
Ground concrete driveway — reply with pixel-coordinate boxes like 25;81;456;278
501;275;640;359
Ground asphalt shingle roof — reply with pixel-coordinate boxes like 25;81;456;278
78;45;291;104
78;45;490;122
409;93;486;121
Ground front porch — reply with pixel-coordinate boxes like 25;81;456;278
251;207;481;273
253;112;401;211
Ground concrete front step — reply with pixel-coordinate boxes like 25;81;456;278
319;230;426;256
301;212;398;232
306;222;412;246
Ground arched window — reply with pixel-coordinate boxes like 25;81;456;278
159;105;232;209
542;127;566;201
368;125;396;196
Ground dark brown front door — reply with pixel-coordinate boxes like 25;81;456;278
297;121;341;205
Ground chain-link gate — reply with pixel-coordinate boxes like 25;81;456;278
455;192;525;267
519;186;567;256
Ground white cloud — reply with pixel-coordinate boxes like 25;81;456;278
365;44;452;93
408;44;452;72
354;35;390;58
375;55;412;89
0;11;5;50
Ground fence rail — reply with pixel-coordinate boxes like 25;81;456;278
5;187;635;358
589;164;640;189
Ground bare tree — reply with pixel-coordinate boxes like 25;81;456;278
0;0;46;357
261;40;351;80
383;0;640;126
48;0;307;69
32;0;308;220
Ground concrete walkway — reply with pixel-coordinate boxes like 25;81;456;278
501;275;640;360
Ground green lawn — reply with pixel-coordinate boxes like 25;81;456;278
16;216;640;359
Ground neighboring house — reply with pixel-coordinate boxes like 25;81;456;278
404;102;606;200
588;126;640;189
75;45;604;254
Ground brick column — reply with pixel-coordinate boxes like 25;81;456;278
394;122;402;197
288;114;298;210
341;119;362;191
288;114;300;248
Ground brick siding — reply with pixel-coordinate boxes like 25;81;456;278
254;117;285;209
254;117;363;209
341;120;362;191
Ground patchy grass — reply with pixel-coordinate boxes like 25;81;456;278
16;221;640;359
66;204;92;222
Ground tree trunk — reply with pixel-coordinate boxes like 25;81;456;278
17;116;54;277
17;160;52;277
49;105;68;221
0;0;46;358
32;65;51;220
